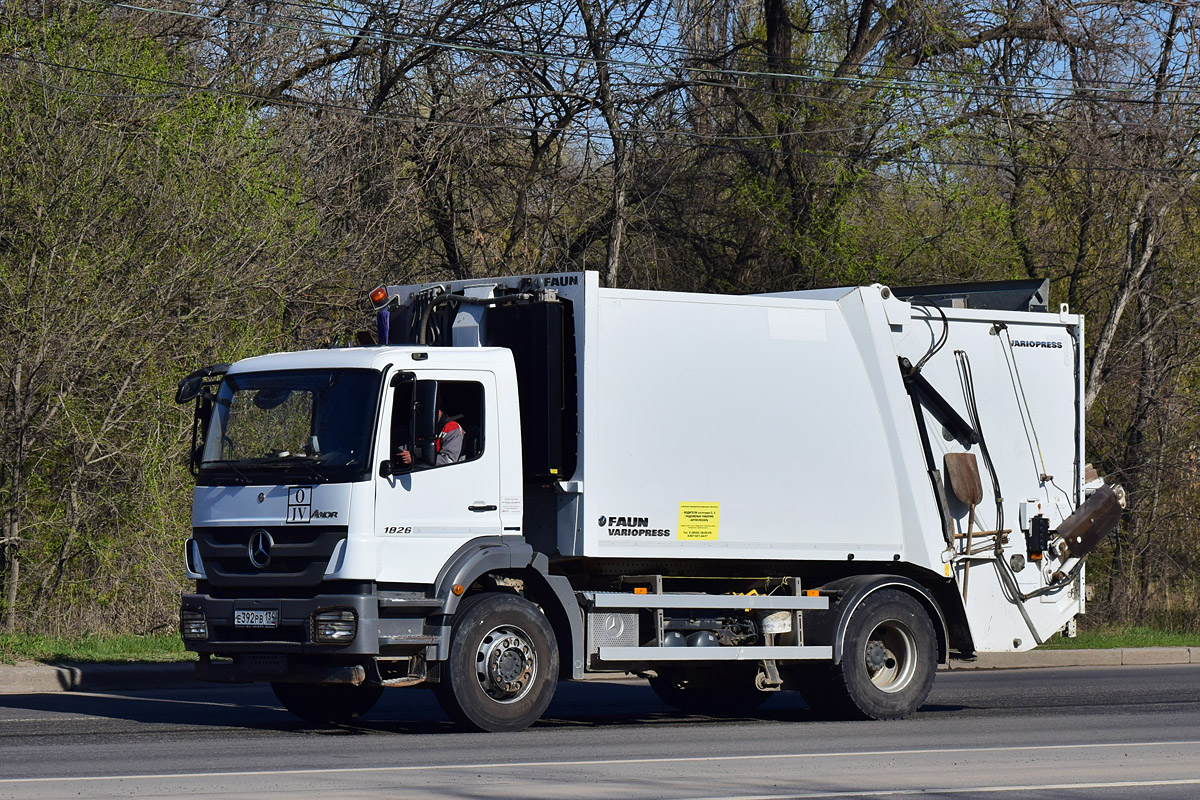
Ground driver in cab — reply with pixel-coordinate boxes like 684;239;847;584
397;408;464;467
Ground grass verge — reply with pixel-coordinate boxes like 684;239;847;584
1041;626;1200;649
0;633;195;665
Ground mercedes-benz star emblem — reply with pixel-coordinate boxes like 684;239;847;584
248;529;274;569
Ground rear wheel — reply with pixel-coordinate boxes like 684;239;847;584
810;589;937;720
648;665;770;714
270;681;383;725
434;592;559;732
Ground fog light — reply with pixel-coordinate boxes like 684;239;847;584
312;608;357;643
180;609;208;641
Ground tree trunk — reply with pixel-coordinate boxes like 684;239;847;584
1110;272;1157;617
3;549;17;633
1085;194;1157;411
576;0;634;287
1;359;23;633
763;0;791;80
605;145;630;287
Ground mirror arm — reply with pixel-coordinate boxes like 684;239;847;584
188;401;203;477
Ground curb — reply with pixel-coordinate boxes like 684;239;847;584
1;649;1198;694
946;646;1200;670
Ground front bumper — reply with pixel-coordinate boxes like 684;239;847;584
181;588;448;684
182;592;385;655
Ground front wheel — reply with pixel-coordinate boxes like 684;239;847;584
802;589;937;720
434;592;559;732
270;681;383;725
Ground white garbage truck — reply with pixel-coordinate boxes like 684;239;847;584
175;272;1123;731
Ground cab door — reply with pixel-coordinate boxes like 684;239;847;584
374;370;501;582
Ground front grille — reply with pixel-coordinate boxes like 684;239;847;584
194;525;347;587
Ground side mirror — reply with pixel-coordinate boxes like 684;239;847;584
175;364;230;404
177;365;229;476
176;375;203;404
414;381;439;438
379;458;416;477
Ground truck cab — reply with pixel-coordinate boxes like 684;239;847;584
180;346;550;722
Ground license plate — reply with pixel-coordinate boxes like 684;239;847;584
234;609;279;628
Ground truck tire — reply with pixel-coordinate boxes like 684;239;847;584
434;592;559;732
648;665;770;714
270;682;383;725
807;589;937;720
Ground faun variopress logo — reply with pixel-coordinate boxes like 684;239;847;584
600;514;671;537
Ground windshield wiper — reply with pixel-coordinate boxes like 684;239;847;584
254;456;330;483
203;460;251;485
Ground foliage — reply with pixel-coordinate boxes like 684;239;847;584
2;0;1200;633
0;632;191;664
0;8;326;632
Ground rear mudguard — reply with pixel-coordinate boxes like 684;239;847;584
805;575;950;665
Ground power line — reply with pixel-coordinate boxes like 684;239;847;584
71;0;1200;134
66;0;1200;132
85;0;1200;108
0;58;181;100
0;51;934;141
163;0;1200;95
5;51;1197;176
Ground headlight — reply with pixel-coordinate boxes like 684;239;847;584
311;608;357;643
180;609;208;641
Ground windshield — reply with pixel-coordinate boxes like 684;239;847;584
199;369;382;484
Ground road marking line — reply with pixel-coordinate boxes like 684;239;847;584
687;779;1200;799
64;691;276;710
1;739;1199;785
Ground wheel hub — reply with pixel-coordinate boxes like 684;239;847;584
476;625;537;703
866;640;889;671
864;620;916;693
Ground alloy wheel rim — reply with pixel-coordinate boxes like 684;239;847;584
475;624;538;703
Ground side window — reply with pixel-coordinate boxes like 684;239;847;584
390;379;485;469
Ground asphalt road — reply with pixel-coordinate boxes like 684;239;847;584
1;664;1198;799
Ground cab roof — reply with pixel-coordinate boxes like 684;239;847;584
228;345;511;374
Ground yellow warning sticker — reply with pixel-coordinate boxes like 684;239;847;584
678;502;720;541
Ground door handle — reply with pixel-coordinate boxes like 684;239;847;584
468;504;498;512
